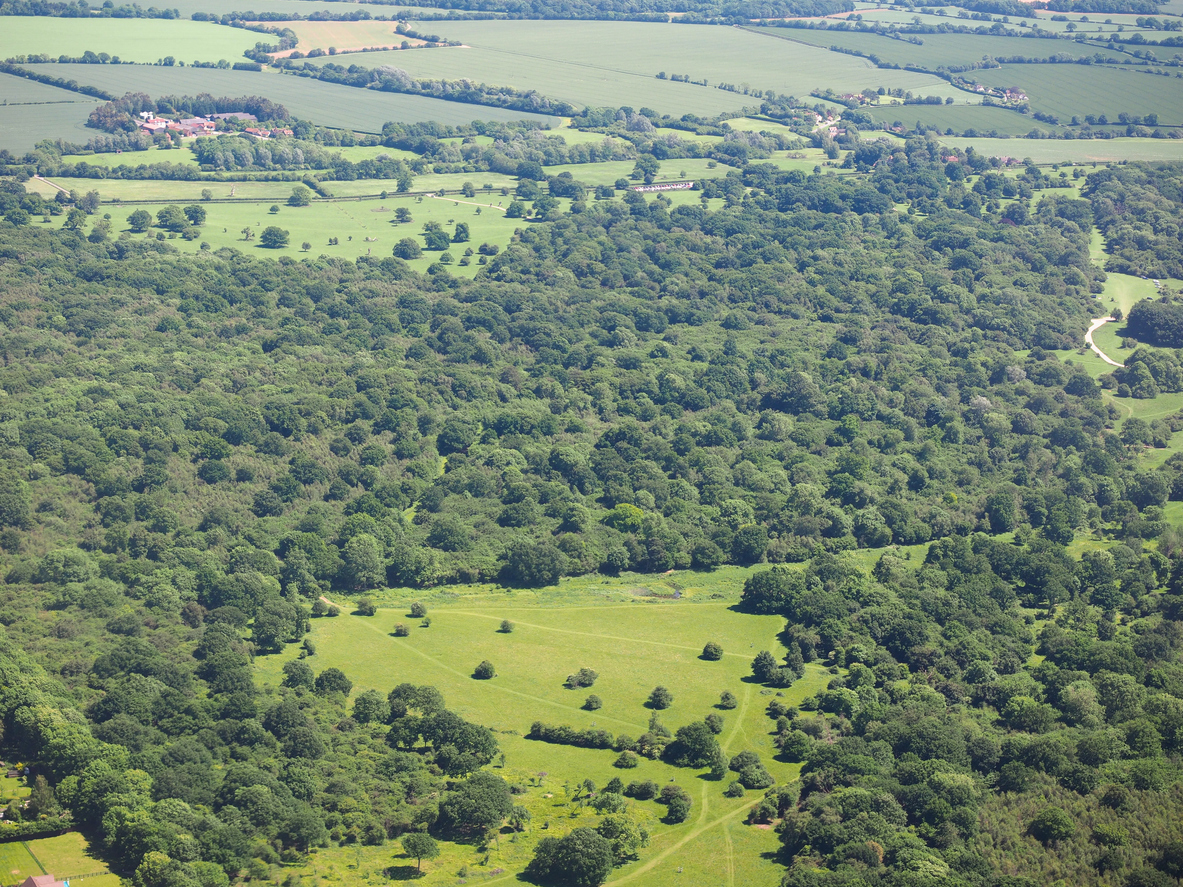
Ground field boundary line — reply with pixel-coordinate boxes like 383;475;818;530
444;609;755;659
323;606;647;730
21;841;46;876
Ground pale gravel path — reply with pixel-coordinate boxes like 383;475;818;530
1085;316;1124;368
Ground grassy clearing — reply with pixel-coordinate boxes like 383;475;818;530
752;27;1127;67
0;101;96;153
62;145;202;168
255;570;813;885
0;18;262;64
25;833;113;881
27;177;299;202
974;64;1183;125
0;843;41;885
48;65;560;130
313;20;961;115
868;102;1053;135
938;136;1183;163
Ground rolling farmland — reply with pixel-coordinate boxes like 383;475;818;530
866;101;1055;135
974;63;1183;123
751;26;1131;68
42;65;561;129
0;17;263;64
308;20;965;115
939;136;1183;163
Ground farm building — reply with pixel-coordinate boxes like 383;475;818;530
20;875;67;887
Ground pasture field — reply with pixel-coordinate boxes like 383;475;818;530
324;143;420;162
324;170;519;194
25;176;303;202
867;101;1052;135
939;136;1183;163
541;157;725;186
752;26;1129;67
24;833;116;883
94;0;420;15
0;18;262;65
61;145;202;168
0;101;96;153
46;65;561;130
0;843;41;886
312;20;965;114
254;572;821;885
973;64;1183;125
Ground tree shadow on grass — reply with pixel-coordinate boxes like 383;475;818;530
384;864;423;880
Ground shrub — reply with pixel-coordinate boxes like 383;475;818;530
723;781;744;798
702;641;723;660
356;598;376;616
719;691;738;709
1029;806;1075;844
474;660;495;679
500;619;515;633
647;686;673;710
624;780;658;799
614;751;639;769
409;601;427;618
584;694;602;711
393;622;410;637
565;668;598;689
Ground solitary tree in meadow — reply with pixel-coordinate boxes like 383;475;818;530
401;832;439;872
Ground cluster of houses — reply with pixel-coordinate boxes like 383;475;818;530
632;181;695;192
136;111;291;139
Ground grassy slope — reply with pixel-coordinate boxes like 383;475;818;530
254;571;819;885
0;18;262;64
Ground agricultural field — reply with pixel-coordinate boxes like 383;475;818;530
939;136;1183;163
974;64;1183;124
254;577;820;886
753;26;1130;67
44;64;560;130
0;101;97;153
266;21;428;57
60;144;203;168
867;101;1052;135
309;20;965;115
0;17;262;65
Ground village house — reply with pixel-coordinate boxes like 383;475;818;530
20;875;67;887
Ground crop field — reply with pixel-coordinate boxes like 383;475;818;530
974;64;1183;124
752;26;1129;67
310;20;965;115
45;65;561;131
0;18;263;65
254;574;825;885
0;843;41;886
939;136;1183;163
867;101;1052;135
0;101;96;153
265;20;422;56
0;70;96;106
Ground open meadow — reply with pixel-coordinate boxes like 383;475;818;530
310;20;965;114
266;20;423;56
0;17;262;65
0;843;41;886
44;65;561;130
254;572;825;886
23;833;119;887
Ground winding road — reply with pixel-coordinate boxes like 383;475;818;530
1085;316;1124;368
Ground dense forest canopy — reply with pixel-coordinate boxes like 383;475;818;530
3;129;1183;887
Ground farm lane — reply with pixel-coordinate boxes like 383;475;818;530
1085;316;1124;367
